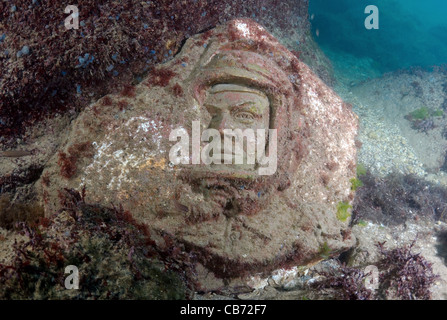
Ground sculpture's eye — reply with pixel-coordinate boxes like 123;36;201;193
210;114;220;123
233;111;255;122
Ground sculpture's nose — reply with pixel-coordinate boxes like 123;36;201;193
217;114;229;135
210;112;234;135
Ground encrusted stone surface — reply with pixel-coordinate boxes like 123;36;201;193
39;19;358;287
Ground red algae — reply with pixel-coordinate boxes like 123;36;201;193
117;100;128;111
0;0;309;145
171;83;184;97
121;84;136;98
101;96;113;106
146;68;177;87
57;142;94;179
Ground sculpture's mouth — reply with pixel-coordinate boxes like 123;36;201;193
199;149;259;173
215;152;255;163
207;146;250;159
189;164;259;181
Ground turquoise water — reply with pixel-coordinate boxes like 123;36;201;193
308;1;447;184
309;0;447;74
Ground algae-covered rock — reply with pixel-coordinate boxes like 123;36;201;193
0;193;188;300
39;19;358;289
0;190;188;299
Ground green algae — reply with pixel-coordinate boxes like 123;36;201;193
336;201;352;222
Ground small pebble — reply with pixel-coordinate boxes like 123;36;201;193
21;45;30;55
15;46;30;59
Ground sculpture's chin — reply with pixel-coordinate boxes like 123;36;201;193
187;164;261;182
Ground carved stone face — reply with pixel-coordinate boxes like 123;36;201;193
41;19;358;288
205;84;270;132
183;83;274;219
201;84;270;173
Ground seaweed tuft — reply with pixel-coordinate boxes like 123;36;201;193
0;188;192;299
377;241;438;300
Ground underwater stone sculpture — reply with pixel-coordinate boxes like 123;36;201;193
39;19;359;288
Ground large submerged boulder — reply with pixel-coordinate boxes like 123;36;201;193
39;19;358;288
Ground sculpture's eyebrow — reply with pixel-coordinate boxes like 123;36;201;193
209;84;265;95
205;100;264;114
229;101;264;113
